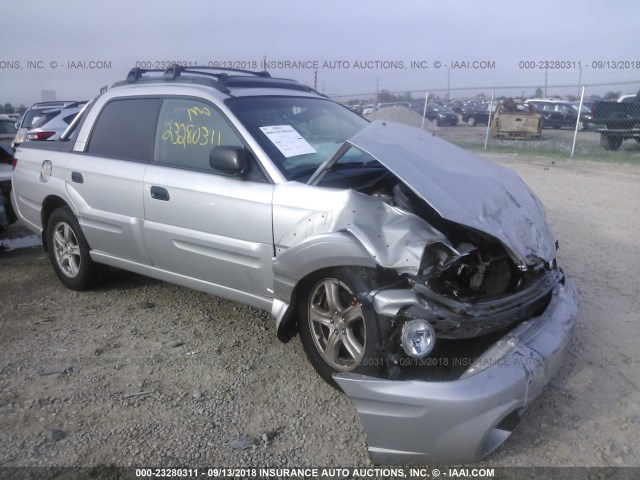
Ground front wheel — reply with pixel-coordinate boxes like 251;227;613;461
467;116;476;127
46;206;106;290
299;267;383;387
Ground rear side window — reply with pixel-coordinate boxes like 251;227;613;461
87;98;162;162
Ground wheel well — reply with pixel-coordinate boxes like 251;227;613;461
276;266;334;343
40;196;71;252
275;265;400;343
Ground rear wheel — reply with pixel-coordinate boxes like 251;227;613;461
46;206;106;290
467;116;476;127
600;134;622;151
299;267;383;387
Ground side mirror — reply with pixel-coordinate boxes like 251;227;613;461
209;146;249;177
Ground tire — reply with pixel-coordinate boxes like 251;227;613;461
299;267;383;387
600;134;622;151
46;206;106;290
467;116;476;127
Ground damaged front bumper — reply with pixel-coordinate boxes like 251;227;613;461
334;273;579;465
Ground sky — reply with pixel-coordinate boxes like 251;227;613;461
2;0;639;107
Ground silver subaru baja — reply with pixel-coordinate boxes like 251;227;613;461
10;65;578;464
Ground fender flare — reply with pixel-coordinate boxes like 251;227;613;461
272;231;377;342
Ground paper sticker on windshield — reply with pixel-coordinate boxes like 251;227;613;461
259;125;316;158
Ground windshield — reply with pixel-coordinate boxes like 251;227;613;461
226;96;369;179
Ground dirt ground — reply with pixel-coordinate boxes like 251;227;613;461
1;145;639;469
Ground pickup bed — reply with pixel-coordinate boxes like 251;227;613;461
591;91;640;150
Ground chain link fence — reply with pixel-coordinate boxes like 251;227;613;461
330;81;640;162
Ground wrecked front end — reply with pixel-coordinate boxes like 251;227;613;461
272;120;578;464
335;274;578;464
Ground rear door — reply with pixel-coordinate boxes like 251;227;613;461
142;97;274;307
68;98;161;264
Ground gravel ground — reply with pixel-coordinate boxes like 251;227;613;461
1;122;639;470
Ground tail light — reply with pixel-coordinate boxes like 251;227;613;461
11;157;17;169
27;131;55;141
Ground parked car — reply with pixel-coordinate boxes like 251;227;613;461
461;103;496;126
11;101;83;148
0;118;18;146
525;99;589;130
423;103;459;126
445;100;463;113
25;102;87;141
459;100;482;116
362;104;375;115
491;99;541;139
590;91;640;150
618;93;638;103
11;65;577;465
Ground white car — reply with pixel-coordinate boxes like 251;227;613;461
362;104;375;115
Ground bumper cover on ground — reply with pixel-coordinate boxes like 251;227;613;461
335;275;579;465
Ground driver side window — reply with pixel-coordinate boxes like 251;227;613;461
154;98;244;172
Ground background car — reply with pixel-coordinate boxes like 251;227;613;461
362;104;376;115
461;103;497;126
423;104;459;126
445;100;463;113
491;99;541;139
12;101;83;148
525;99;590;130
459;100;482;116
618;93;638;103
25;102;87;141
0;118;18;146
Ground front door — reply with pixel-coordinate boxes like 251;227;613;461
142;98;274;309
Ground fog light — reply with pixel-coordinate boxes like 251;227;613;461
401;319;436;358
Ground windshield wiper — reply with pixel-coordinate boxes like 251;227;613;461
289;166;322;180
290;160;382;181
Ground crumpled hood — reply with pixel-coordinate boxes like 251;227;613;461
345;120;556;265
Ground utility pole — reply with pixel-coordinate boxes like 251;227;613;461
447;67;450;100
544;68;548;97
314;70;318;91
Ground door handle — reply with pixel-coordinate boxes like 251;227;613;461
150;186;170;201
71;171;84;183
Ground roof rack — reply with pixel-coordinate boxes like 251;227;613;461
126;64;270;84
117;64;319;96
